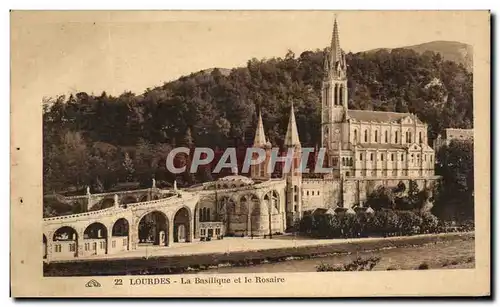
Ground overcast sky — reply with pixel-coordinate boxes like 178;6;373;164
11;11;484;103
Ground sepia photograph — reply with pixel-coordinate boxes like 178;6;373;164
10;10;490;297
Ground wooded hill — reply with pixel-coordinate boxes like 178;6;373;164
43;47;473;193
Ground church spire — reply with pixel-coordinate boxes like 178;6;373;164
253;109;267;147
326;16;346;79
284;102;301;148
330;17;342;66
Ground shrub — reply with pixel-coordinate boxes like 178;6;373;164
316;257;381;272
397;210;422;235
420;212;439;233
417;263;429;270
316;263;336;272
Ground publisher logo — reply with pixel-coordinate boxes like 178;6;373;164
85;279;101;287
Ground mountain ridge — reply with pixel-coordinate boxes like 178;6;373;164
363;40;473;72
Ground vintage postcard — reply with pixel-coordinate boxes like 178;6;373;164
10;10;490;297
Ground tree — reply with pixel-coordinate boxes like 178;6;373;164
366;186;395;210
434;140;474;221
123;152;135;182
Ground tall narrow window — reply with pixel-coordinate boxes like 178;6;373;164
385;131;388;143
334;84;338;105
419;131;422;143
339;85;343;105
370;153;374;161
364;130;368;142
324;85;329;106
360;153;363;161
391;153;394;161
381;153;384;161
353;129;357;142
409;132;412;143
395;131;398;143
375;130;378;142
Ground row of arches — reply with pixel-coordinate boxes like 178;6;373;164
89;194;162;211
46;207;193;259
353;129;424;145
324;83;345;106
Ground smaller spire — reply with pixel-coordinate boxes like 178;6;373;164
284;102;301;147
253;109;267;147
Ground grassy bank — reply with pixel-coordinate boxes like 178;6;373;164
44;232;474;276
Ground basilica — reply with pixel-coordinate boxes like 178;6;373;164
43;18;439;261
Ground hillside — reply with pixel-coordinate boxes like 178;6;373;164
43;47;473;192
366;41;473;72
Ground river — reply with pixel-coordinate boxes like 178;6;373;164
195;239;474;273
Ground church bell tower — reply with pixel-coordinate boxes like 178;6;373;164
321;17;348;171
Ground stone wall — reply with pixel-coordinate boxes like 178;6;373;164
302;176;439;211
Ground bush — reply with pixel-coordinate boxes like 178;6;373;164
417;262;429;270
397;210;422;235
316;257;381;272
420;212;439;233
298;208;448;239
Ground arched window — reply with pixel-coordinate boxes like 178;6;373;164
342;157;346;166
324;84;329;106
375;130;378;142
364;130;368;143
408;132;412;143
334;84;338;105
207;208;211;221
385;131;388;143
339;85;344;105
349;157;353;166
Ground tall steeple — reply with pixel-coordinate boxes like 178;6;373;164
284;103;301;148
330;17;342;67
325;16;347;79
253;109;267;147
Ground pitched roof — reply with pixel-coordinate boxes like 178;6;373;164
347;110;422;124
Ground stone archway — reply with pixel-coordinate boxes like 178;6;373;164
122;195;137;205
138;211;169;246
218;196;235;234
264;190;280;237
173;207;192;243
90;198;114;211
111;218;130;252
52;226;78;259
83;222;108;256
240;194;259;236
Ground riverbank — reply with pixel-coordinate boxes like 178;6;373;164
44;232;474;276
